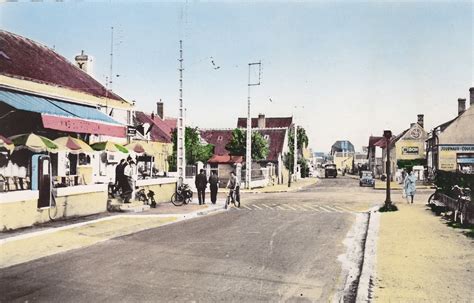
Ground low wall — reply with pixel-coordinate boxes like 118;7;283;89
0;184;108;231
136;178;177;203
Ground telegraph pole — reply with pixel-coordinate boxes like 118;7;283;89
177;40;186;185
245;61;262;189
294;122;298;182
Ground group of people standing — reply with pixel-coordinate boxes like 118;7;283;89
114;156;136;203
195;169;240;205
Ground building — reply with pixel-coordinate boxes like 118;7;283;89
201;127;289;186
379;115;428;180
367;136;384;176
237;114;293;129
134;101;176;173
426;89;474;174
330;140;355;156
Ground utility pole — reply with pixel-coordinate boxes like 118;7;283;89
384;130;392;207
177;40;186;185
293;123;298;182
245;61;262;189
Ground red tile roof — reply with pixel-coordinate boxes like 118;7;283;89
368;136;383;147
134;111;173;143
208;155;243;164
0;30;124;102
200;128;287;162
237;117;293;128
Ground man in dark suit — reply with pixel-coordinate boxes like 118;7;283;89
195;169;208;205
208;171;219;204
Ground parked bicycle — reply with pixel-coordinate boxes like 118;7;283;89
452;185;471;226
171;183;193;206
136;188;157;208
225;188;240;209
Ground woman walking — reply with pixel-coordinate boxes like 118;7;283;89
403;170;417;204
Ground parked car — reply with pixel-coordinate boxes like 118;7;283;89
359;171;375;187
324;164;337;178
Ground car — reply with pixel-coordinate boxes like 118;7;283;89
324;164;337;178
359;171;375;187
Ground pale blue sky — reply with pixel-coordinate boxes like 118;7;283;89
1;1;472;152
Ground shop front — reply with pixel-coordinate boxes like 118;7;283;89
438;145;474;173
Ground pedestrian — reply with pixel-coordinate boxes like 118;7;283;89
122;156;135;203
195;169;207;205
226;171;240;204
403;169;417;204
208;171;219;204
114;159;126;195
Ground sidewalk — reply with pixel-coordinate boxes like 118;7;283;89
374;202;474;302
240;177;318;194
0;200;226;269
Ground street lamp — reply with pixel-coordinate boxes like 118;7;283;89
383;130;392;207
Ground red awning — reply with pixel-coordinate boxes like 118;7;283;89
42;114;126;138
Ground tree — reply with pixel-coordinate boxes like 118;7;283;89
225;128;269;161
168;127;214;171
284;126;310;184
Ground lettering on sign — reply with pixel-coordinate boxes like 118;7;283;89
402;146;419;155
439;145;474;152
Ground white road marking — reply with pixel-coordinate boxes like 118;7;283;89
261;203;273;210
317;205;332;212
334;205;354;213
243;205;252;210
252;204;262;210
324;205;342;212
276;205;286;210
284;204;297;210
305;205;321;212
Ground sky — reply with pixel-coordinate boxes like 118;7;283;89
1;1;472;153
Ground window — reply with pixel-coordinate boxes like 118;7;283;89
217;136;223;141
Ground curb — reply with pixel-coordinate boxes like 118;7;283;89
356;206;381;302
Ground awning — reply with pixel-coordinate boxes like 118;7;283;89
0;90;126;137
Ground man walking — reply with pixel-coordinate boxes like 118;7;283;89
208;171;219;204
195;169;207;205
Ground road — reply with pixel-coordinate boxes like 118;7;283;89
0;176;383;302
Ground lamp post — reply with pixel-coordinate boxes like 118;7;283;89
383;130;392;207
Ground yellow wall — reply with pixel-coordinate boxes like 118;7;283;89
77;166;93;185
0;191;107;231
334;155;353;171
395;140;426;160
149;142;173;172
136;182;176;203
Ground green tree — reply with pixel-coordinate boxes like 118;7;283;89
168;127;214;171
284;126;310;182
225;128;269;161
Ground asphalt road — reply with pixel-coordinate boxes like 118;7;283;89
0;176;381;302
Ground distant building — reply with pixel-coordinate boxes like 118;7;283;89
237;114;293;129
367;136;384;176
330;140;355;156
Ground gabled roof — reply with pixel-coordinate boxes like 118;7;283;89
134;111;172;143
368;136;383;147
0;30;124;102
237;117;293;128
200;128;288;162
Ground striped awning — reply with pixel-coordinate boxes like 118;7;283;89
0;90;126;137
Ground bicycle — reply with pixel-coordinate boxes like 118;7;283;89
136;188;157;208
225;188;240;209
452;185;471;226
171;183;193;206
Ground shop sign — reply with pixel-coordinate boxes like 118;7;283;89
439;145;474;152
127;126;137;136
438;145;474;171
402;146;419;155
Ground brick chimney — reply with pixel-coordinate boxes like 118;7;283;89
458;98;466;116
470;87;474;106
258;114;266;128
156;100;164;119
417;114;424;128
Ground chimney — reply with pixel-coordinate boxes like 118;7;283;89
458;98;466;116
74;50;93;76
417;114;424;128
156;100;164;119
258;114;266;128
470;87;474;106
